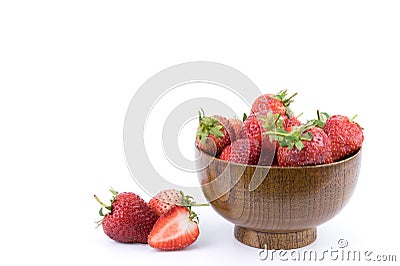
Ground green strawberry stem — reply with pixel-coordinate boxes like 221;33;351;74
312;110;330;128
350;114;358;122
94;194;109;209
283;92;298;106
179;191;209;224
94;187;117;218
198;108;205;124
180;191;209;207
274;89;298;107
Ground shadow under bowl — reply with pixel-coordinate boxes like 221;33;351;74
195;148;362;250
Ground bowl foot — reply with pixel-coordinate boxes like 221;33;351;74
234;226;317;250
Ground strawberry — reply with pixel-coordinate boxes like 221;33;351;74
148;189;183;216
282;114;302;131
237;111;277;165
251;89;297;116
323;114;364;161
148;206;200;251
268;124;333;167
196;109;236;156
219;138;261;165
228;117;243;139
94;188;158;243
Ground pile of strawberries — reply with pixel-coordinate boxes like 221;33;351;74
196;90;364;167
94;188;207;250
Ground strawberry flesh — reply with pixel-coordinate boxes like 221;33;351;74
148;206;199;251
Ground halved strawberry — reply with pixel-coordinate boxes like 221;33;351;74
148;206;200;251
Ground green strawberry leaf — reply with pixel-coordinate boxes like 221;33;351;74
242;113;247;122
265;120;314;151
272;89;298;107
301;132;313;141
209;126;224;138
295;140;304;151
312;110;330;128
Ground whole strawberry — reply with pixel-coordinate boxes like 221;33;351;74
282;114;302;132
219;138;261;165
94;188;158;243
149;189;183;216
251;89;297;116
196;109;236;156
238;111;277;165
270;125;333;167
228;117;243;139
323;115;364;161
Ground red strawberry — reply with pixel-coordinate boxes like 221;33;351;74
238;111;277;165
228;117;243;139
251;89;297;116
282;115;302;131
272;125;333;167
148;206;200;251
196;109;236;156
271;115;302;164
94;188;158;243
219;138;261;165
323;115;364;161
149;189;183;216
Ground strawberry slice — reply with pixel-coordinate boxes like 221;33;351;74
148;206;200;251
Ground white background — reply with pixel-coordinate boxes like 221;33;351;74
1;1;399;265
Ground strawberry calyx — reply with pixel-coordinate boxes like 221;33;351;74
272;89;298;107
94;188;118;226
311;110;330;128
196;109;225;144
179;191;208;224
266;121;314;151
258;111;281;132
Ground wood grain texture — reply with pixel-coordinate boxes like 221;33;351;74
196;148;362;249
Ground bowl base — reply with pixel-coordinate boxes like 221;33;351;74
234;226;317;250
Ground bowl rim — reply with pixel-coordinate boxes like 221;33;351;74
196;147;362;170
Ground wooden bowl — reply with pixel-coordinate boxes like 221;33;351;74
195;148;362;250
